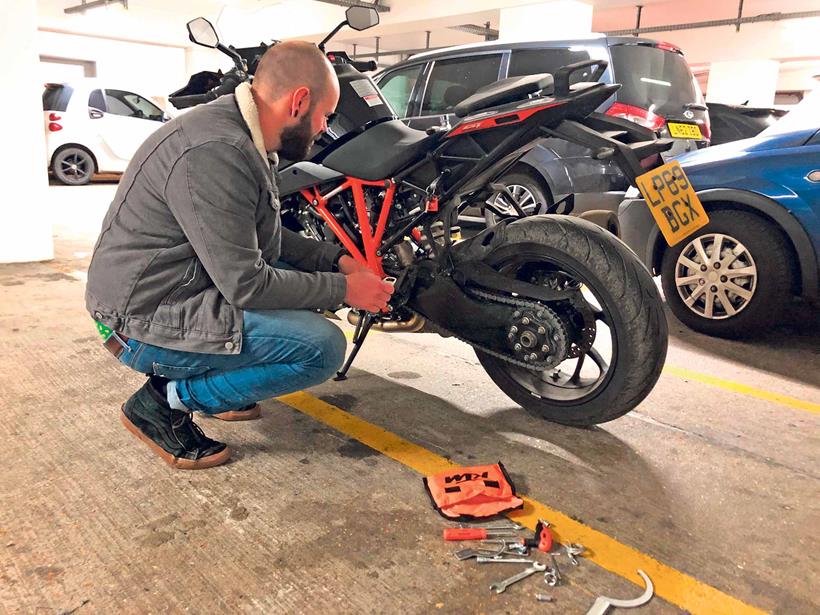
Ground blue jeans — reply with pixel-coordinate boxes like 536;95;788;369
118;310;347;414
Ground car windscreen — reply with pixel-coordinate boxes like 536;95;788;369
610;44;701;116
42;84;73;111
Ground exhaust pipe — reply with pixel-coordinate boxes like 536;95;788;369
347;310;427;332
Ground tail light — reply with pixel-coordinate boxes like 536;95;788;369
700;113;712;142
49;113;61;121
655;41;681;54
48;122;63;132
606;102;666;131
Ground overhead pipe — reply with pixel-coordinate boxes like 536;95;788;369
605;9;820;36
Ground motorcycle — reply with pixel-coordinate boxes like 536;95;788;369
181;9;673;426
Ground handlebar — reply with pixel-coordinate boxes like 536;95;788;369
350;59;378;72
169;91;216;109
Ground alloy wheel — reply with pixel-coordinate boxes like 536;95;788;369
674;233;757;320
490;184;538;216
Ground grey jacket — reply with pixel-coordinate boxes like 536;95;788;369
86;86;346;355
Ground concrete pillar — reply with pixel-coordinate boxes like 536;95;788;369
706;60;780;107
0;0;53;263
499;1;593;42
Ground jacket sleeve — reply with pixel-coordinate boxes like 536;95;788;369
164;141;346;310
279;227;345;272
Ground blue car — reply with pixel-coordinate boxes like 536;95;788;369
619;90;819;337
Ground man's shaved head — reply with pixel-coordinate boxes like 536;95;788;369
253;40;336;102
250;40;340;160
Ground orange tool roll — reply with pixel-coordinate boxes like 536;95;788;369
423;462;524;521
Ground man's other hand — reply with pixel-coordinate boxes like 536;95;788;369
344;270;394;313
337;254;369;275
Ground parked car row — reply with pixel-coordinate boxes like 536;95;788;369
373;35;709;223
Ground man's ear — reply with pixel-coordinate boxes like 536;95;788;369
290;86;311;118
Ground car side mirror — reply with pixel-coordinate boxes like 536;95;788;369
187;17;219;48
345;6;379;31
88;108;104;119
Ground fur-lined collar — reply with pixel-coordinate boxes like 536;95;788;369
235;82;278;167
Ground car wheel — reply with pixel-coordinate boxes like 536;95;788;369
52;147;96;186
484;171;552;227
660;210;793;338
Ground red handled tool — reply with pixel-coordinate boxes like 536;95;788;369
443;528;519;541
519;519;553;553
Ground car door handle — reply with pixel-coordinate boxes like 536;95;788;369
88;108;104;119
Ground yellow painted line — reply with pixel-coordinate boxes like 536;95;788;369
278;391;767;615
664;366;820;414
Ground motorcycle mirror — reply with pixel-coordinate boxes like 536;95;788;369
187;17;219;49
345;6;379;31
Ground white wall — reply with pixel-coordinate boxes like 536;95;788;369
36;30;187;105
0;0;53;263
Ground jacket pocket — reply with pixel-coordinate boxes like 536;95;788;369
160;259;199;306
151;362;211;380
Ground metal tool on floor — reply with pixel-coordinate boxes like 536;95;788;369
535;593;555;603
459;521;524;531
565;543;586;565
443;527;520;541
544;552;562;586
518;519;553;553
453;543;506;560
584;569;654;615
476;556;537;564
489;562;547;594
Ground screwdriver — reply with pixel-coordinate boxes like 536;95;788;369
443;528;520;541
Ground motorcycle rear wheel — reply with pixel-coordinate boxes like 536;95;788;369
476;216;668;426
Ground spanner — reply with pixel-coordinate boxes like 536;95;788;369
584;569;654;615
476;556;537;564
489;562;546;593
564;543;586;565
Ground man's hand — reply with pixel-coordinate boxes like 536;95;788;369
338;254;369;275
344;270;394;313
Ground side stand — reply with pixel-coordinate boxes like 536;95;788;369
334;311;375;381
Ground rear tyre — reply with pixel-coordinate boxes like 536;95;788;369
476;216;668;426
484;171;552;227
52;146;95;186
660;209;793;338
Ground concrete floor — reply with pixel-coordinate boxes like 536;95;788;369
1;182;818;614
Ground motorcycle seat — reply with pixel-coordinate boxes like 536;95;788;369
454;73;554;118
322;119;438;181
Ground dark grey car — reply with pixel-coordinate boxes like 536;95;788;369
374;35;709;226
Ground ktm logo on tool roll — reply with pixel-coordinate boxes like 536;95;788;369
444;471;489;484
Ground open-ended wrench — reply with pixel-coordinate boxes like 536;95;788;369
489;562;546;593
585;569;654;615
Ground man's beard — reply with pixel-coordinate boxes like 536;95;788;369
278;113;318;161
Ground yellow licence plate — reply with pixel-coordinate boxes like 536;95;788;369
667;122;703;139
635;161;709;246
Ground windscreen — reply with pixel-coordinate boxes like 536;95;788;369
610;44;701;116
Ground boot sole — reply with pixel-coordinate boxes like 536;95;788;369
210;404;262;421
120;408;232;470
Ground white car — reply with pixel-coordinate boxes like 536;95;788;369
43;79;167;185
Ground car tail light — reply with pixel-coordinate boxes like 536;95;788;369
700;113;711;142
655;41;681;54
606;102;666;131
48;122;63;132
49;113;61;121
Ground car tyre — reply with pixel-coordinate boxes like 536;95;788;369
660;209;793;338
52;146;96;186
484;171;552;227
